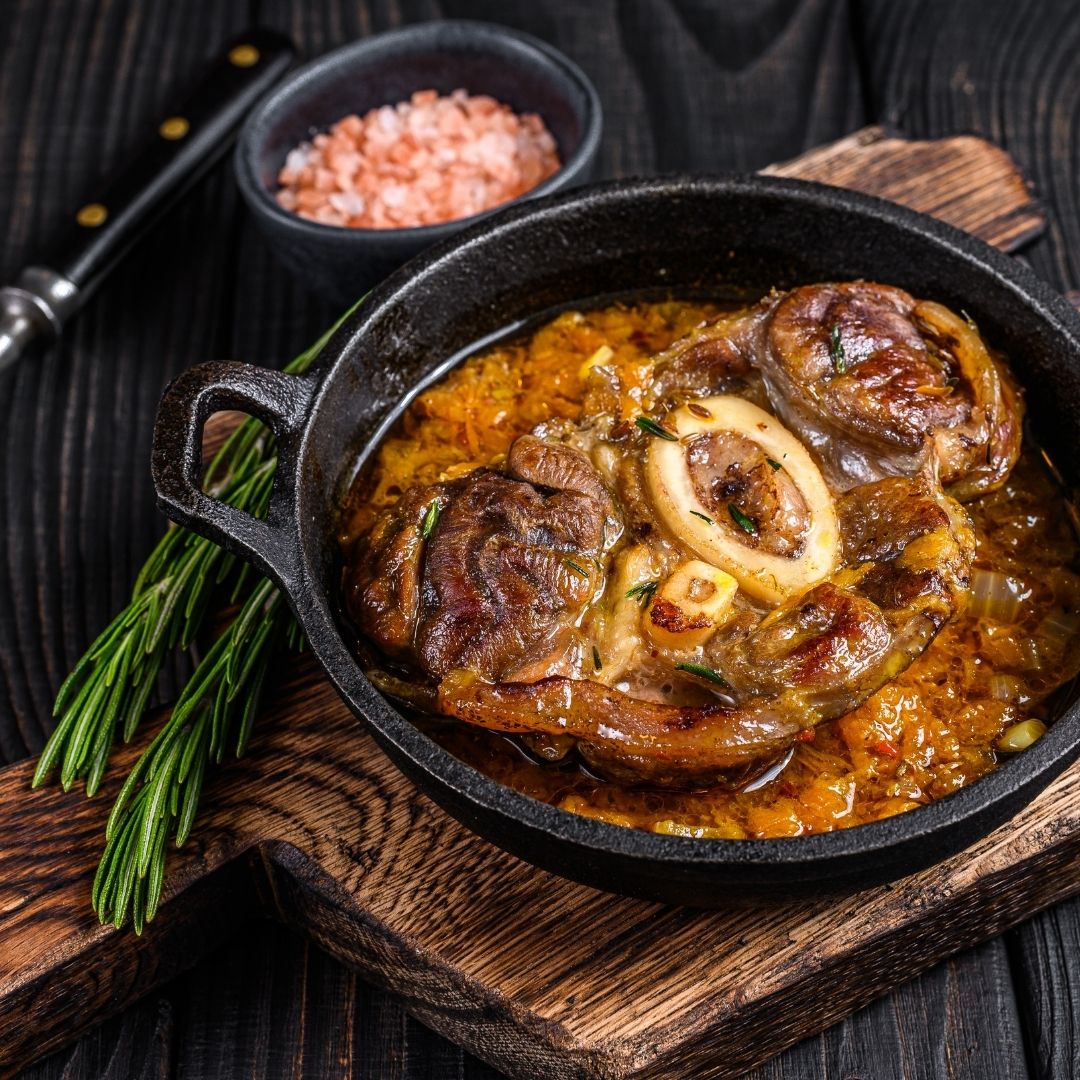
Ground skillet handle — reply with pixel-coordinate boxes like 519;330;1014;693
151;361;315;592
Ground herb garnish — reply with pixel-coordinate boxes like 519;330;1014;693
420;500;440;539
564;558;590;579
635;416;678;441
689;510;715;525
592;646;603;671
766;458;782;471
675;661;731;688
829;323;847;374
31;301;363;933
728;503;758;535
625;580;658;605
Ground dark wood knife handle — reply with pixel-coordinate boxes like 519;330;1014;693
44;28;293;295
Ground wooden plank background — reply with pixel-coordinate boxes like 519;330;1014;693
0;0;1077;1076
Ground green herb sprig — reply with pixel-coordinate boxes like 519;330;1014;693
33;302;360;932
93;579;297;932
420;499;440;539
728;503;758;535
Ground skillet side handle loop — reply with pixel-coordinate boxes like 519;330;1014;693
151;360;314;592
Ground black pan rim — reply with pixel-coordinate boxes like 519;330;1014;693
295;172;1080;872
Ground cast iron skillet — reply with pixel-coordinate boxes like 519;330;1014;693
151;176;1080;905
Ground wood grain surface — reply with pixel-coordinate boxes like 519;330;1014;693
3;1;1079;1078
4;645;1080;1080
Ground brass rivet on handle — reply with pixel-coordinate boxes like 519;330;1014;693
159;115;190;140
76;203;108;227
228;43;260;67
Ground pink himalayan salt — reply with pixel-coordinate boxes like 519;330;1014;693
276;88;561;229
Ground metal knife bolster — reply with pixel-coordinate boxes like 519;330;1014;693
0;268;79;372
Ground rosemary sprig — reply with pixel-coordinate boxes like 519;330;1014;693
32;460;275;795
625;580;658;605
34;301;361;932
92;578;296;932
728;503;758;536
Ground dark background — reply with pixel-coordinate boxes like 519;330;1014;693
2;0;1078;1076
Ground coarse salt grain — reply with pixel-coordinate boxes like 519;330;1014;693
275;88;561;229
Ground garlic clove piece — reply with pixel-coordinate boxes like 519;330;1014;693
645;396;839;605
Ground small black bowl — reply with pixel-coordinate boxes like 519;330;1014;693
234;20;602;308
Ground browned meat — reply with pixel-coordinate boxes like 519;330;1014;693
438;476;974;787
437;672;803;780
755;282;1021;498
646;309;762;407
345;436;620;682
342;483;448;660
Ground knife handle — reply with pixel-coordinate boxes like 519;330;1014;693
37;28;294;307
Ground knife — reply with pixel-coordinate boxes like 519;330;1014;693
0;28;294;376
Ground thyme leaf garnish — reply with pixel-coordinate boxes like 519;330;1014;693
635;416;678;441
592;646;603;672
829;323;847;374
766;458;782;471
689;510;715;525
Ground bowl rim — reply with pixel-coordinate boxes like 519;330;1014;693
298;173;1080;875
234;19;604;244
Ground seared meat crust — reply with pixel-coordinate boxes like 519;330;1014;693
755;283;1021;497
346;436;619;682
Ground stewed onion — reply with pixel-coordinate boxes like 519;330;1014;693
967;568;1030;622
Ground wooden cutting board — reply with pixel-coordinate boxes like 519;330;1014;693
0;127;1070;1080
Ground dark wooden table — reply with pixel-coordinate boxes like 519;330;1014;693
2;1;1078;1076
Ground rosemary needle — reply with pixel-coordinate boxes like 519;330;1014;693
675;661;731;688
829;323;847;374
625;580;658;605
